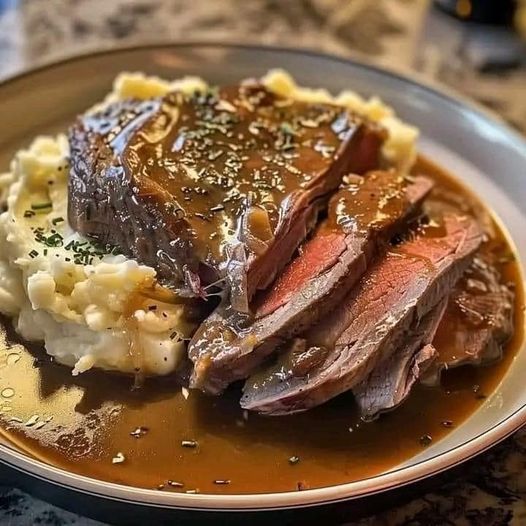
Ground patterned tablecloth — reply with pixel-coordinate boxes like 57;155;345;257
0;1;525;524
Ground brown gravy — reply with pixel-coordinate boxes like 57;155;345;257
0;156;523;495
81;85;362;271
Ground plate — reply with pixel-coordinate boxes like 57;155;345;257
0;43;525;523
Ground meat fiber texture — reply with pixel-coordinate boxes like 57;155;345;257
189;171;433;394
242;214;483;415
68;77;385;311
353;299;447;420
421;254;515;386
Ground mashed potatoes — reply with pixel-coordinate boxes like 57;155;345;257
261;70;418;172
0;136;194;376
0;70;418;377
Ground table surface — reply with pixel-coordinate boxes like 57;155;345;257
0;0;525;524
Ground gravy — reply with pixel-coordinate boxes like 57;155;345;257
0;156;523;494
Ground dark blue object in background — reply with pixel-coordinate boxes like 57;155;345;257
0;0;18;16
434;0;517;26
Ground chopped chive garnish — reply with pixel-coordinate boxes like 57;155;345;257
32;215;119;266
46;233;63;247
23;210;36;218
28;250;39;259
31;202;52;211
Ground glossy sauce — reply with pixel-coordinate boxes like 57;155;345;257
330;170;409;233
0;156;523;495
254;169;412;319
85;85;358;270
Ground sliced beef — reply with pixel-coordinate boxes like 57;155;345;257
353;299;446;421
189;171;433;394
68;82;385;305
421;255;514;386
241;214;483;415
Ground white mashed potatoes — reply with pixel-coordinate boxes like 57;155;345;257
0;69;418;376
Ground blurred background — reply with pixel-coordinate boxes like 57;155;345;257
0;0;525;133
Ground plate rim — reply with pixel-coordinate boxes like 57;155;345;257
0;40;525;511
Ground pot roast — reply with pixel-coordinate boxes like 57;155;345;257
189;170;433;394
241;214;483;415
421;254;515;386
357;252;515;417
68;82;385;309
353;299;446;420
66;76;516;419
